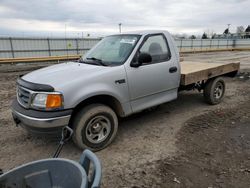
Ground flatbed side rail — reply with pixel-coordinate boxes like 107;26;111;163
180;62;240;86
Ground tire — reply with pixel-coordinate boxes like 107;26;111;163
203;77;226;105
72;104;118;151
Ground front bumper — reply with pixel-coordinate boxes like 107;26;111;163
11;99;72;134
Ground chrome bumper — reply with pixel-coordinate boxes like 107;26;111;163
12;110;71;129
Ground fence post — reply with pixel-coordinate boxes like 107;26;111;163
232;39;236;50
47;38;51;56
191;39;193;52
217;40;220;49
76;38;79;55
210;39;212;50
180;39;182;52
9;37;15;58
65;38;69;60
200;39;203;52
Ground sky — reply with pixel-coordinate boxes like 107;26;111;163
0;0;249;37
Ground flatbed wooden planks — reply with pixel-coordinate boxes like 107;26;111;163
180;61;240;86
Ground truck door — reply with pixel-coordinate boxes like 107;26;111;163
125;33;180;112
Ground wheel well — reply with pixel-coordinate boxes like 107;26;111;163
222;70;238;78
69;95;124;125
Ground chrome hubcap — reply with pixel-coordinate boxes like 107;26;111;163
85;115;111;144
214;82;223;99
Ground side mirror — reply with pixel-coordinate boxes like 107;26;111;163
131;53;152;67
138;53;152;64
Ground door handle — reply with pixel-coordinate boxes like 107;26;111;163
169;66;177;73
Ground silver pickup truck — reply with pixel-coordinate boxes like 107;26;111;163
11;30;239;151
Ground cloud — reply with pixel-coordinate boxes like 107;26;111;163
0;0;249;36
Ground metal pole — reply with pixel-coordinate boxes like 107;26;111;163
191;39;193;52
9;37;15;58
47;38;51;56
65;24;68;60
76;38;79;55
210;39;212;51
180;39;182;52
232;39;236;49
200;39;203;51
118;23;122;33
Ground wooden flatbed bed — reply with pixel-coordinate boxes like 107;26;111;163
180;61;240;86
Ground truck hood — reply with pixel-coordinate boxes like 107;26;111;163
23;62;109;90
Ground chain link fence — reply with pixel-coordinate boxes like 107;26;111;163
0;37;250;59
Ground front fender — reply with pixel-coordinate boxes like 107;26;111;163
64;82;130;110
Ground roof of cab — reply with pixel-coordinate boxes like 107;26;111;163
117;30;170;36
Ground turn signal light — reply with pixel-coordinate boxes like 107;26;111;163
46;94;63;109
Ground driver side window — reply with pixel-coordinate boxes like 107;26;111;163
139;34;171;64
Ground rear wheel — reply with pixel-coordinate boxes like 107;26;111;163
203;77;226;105
72;104;118;151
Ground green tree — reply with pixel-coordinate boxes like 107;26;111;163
236;26;245;33
202;32;208;39
189;35;196;39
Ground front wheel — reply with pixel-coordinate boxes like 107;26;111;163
203;77;226;105
72;104;118;151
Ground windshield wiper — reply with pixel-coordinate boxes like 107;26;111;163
86;57;108;66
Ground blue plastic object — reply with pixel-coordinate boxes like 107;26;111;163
79;149;102;188
0;149;101;188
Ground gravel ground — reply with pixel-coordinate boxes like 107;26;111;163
0;51;249;187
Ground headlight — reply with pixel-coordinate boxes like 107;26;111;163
31;93;63;110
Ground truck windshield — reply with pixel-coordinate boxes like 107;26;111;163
82;35;141;66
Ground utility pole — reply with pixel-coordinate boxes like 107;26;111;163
118;23;122;33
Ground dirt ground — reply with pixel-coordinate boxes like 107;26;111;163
0;51;250;187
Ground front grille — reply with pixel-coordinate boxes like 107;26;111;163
17;86;32;108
